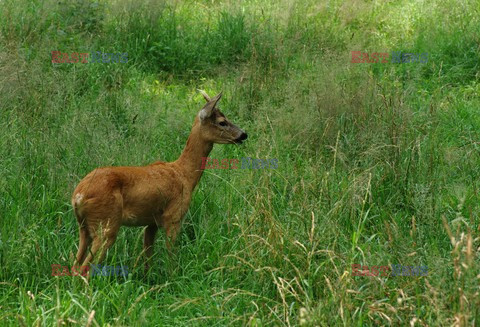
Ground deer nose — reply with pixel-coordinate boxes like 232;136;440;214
239;132;248;141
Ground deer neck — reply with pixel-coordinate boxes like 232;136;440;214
173;121;213;192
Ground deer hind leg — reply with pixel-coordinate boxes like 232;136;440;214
75;226;92;265
73;196;92;266
80;192;123;267
79;203;122;264
81;219;121;266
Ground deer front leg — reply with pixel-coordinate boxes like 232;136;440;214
165;219;183;255
162;203;188;256
162;217;183;275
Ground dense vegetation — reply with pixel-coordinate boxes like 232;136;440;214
1;0;479;325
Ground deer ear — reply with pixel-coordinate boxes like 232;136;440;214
198;92;222;121
197;89;211;102
211;92;222;104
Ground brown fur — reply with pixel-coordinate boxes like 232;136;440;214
71;92;247;270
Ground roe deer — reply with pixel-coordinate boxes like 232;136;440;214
71;91;247;271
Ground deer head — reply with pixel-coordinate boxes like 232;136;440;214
196;90;248;144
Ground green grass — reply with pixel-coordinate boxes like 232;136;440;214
1;0;480;325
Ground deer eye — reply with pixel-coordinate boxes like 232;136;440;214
219;121;227;127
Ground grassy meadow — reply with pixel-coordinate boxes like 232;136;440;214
1;0;480;325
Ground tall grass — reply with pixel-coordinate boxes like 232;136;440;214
1;0;479;325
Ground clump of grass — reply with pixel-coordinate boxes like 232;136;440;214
103;1;260;76
55;0;105;36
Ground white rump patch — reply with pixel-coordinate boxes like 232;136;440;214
74;193;84;206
